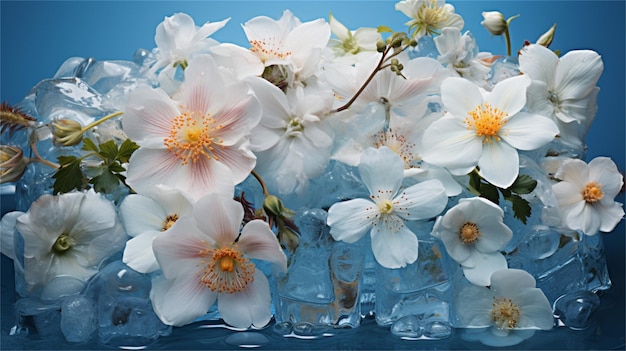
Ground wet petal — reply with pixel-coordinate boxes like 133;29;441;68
218;270;272;328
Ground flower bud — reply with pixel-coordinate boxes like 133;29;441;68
51;119;84;146
376;40;387;52
1;145;29;183
481;11;507;36
536;23;556;48
263;194;285;218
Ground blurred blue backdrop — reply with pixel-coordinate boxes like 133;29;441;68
1;1;624;349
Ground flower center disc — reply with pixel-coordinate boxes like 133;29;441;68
164;111;223;165
465;103;507;143
200;246;255;294
459;222;480;244
582;181;604;203
490;297;521;329
378;199;394;214
52;233;75;254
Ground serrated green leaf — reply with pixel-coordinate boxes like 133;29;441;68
118;139;139;163
90;168;121;193
506;194;532;224
82;138;99;153
52;156;86;194
108;163;126;173
509;174;537;195
98;140;119;162
479;182;500;204
378;25;394;33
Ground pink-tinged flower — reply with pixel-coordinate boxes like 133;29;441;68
149;193;287;328
552;157;624;235
123;54;261;200
421;75;559;188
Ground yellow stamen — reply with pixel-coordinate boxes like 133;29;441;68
163;111;223;165
161;214;179;231
379;199;394;214
249;38;292;63
490;297;521;329
459;222;480;244
465;103;508;143
198;246;255;294
582;181;604;203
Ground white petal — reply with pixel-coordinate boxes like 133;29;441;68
462;252;508;287
588;157;623;199
486;75;530;116
477;141;519;188
210;143;257;186
218;270;272;328
453;284;494;327
515;289;554;330
500;112;558;151
176;157;237;200
358;147;403;198
370;222;418;269
441;77;483;119
184;55;227;116
474;219;512;253
440;229;472;264
1;211;23;260
122;86;179;142
597;202;625;233
327;198;377;243
393;179;447;220
238;220;287;272
525;81;555;118
490;268;536;295
554;158;589;188
119;195;167;236
211;43;265;79
194;194;243;246
518;44;558;87
152;216;209;279
556;50;603;101
122;231;161;274
150;273;217;327
421;117;482;173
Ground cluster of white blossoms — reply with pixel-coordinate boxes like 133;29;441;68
1;0;623;344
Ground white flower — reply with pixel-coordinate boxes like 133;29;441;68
518;44;603;148
454;269;553;346
552;157;624;235
434;27;493;86
120;185;196;274
480;11;507;36
395;0;464;39
211;10;330;86
14;189;126;295
247;77;335;195
328;13;382;64
421;75;559;188
149;193;287;328
327;146;447;269
123;54;261;200
150;13;229;91
431;197;512;286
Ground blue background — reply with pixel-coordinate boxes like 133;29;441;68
1;1;624;349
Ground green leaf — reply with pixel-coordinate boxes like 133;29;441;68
52;156;86;194
98;139;119;162
479;182;500;205
506;194;532;224
90;168;121;193
377;25;394;33
509;174;537;195
118;139;139;164
82;138;99;153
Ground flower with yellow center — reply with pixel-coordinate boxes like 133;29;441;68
431;197;512;286
150;193;287;328
422;75;559;188
454;269;553;347
395;0;464;39
120;185;196;274
122;54;261;200
552;157;624;235
327;146;447;269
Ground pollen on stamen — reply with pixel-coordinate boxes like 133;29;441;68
163;111;223;165
582;181;604;203
198;246;255;294
465;103;508;144
250;38;292;63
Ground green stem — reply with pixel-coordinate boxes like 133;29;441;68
81;111;123;133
